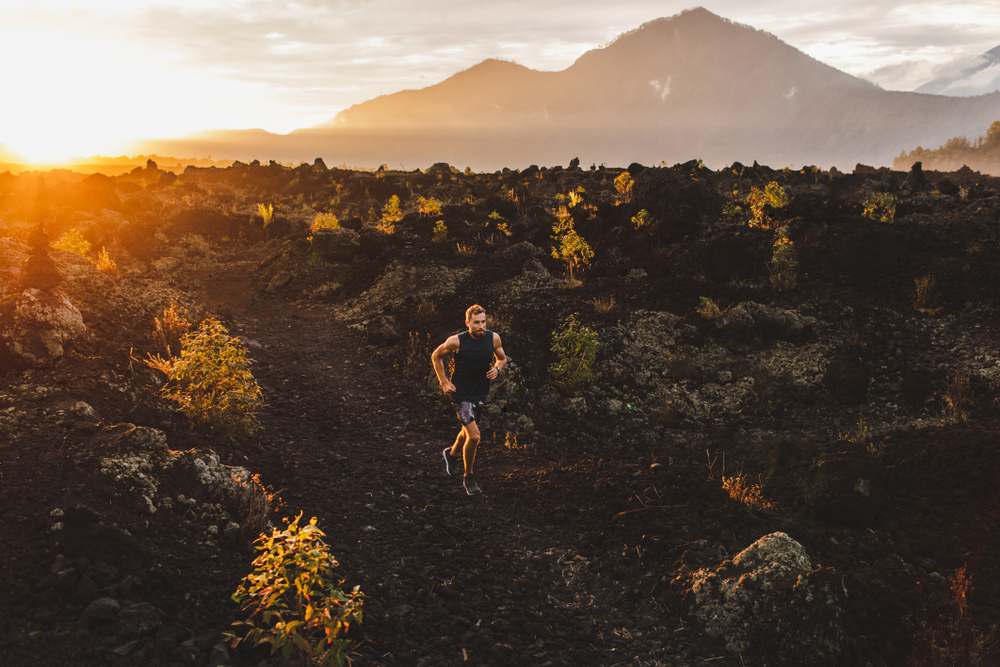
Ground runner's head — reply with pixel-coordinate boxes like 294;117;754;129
465;304;487;339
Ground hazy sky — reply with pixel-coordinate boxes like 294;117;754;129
3;0;999;161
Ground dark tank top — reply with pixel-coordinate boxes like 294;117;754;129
452;330;494;403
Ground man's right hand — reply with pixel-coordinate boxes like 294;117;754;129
440;380;456;394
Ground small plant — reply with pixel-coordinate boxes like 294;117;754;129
152;318;264;438
863;192;896;223
939;371;973;424
769;233;798;291
312;212;340;230
614;172;633;205
377;195;402;234
96;247;118;274
153;300;192;357
568;187;585;208
548;313;599;396
551;206;593;286
503;432;525;449
418;196;442;217
431;220;448;244
227;514;364;667
746;182;788;228
456;242;476;255
631;209;653;230
52;228;92;259
697;297;724;319
912;275;941;314
257;202;275;226
722;470;775;511
497;222;512;237
231;472;277;540
488;211;504;221
588;295;618;314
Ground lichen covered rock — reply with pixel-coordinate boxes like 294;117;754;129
0;288;87;368
673;532;848;665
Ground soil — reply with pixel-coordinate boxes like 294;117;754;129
2;159;1000;667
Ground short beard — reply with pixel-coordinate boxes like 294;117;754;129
469;329;485;339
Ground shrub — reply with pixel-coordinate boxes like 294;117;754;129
746;182;788;228
722;470;775;511
418;196;442;217
549;313;599;396
551;206;593;286
257;203;274;226
155;318;263;438
52;229;92;259
153;300;192;357
631;209;654;229
431;220;448;244
863;193;896;223
614;172;633;205
312;212;340;230
228;514;364;667
697;297;724;319
378;195;402;234
96;247;118;274
769;233;797;291
588;295;618;314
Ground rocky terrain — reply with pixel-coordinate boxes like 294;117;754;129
1;156;1000;667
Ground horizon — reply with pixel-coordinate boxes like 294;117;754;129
4;1;1000;165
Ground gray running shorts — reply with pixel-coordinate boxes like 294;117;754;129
454;400;483;426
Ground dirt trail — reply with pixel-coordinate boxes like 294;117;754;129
195;265;685;666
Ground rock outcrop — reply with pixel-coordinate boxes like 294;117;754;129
673;532;848;666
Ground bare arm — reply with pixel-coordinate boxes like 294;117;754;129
431;335;460;394
487;333;507;380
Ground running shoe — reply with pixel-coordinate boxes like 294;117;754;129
443;448;458;476
463;475;481;495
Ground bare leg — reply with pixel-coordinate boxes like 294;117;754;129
461;421;481;476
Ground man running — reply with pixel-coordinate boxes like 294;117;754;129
431;304;507;495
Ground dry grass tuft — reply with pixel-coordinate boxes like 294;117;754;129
939;371;973;424
588;295;618;314
722;470;775;511
153;300;192;357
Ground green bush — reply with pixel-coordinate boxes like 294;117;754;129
52;229;92;260
549;313;599;396
312;212;340;230
769;233;798;291
863;193;896;223
228;514;364;667
746;182;788;228
378;195;402;234
157;318;263;438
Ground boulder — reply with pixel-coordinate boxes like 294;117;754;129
673;532;848;665
0;288;87;368
717;301;815;347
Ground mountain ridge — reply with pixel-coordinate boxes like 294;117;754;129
136;7;1000;170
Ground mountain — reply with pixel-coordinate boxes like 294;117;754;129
136;7;1000;170
916;45;1000;96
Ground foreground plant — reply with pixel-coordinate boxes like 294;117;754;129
150;318;263;438
549;313;599;396
228;514;364;667
863;192;896;223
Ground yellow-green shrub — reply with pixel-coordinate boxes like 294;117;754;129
156;318;263;438
312;212;340;230
228;514;364;666
52;229;92;259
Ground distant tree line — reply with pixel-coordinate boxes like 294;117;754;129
894;121;1000;174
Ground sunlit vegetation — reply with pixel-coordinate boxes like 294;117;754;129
228;514;364;667
614;172;633;205
588;295;618;314
722;470;775;511
548;313;598;396
746;181;788;229
52;228;92;259
863;192;896;224
96;247;118;274
631;209;653;229
551;205;593;286
769;233;797;291
153;300;192;357
147;318;263;438
697;297;724;320
418;196;442;217
378;195;402;234
311;212;340;230
256;202;274;226
431;220;448;244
